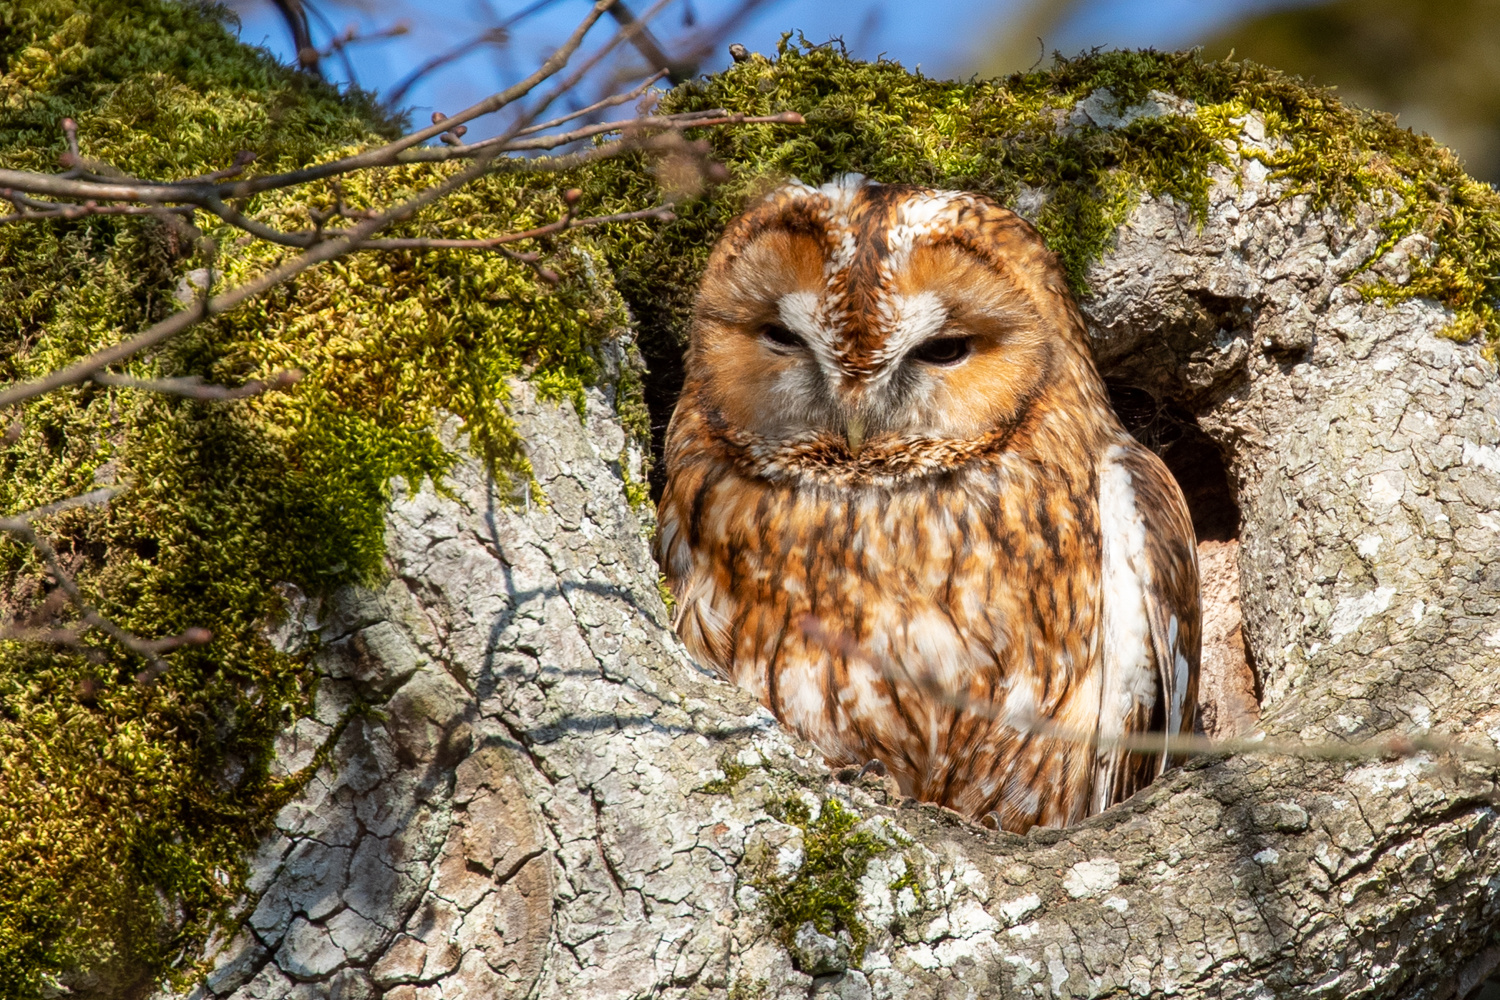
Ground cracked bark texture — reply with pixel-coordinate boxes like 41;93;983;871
175;106;1500;1000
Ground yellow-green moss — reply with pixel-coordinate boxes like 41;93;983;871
697;754;755;794
752;796;902;970
605;41;1500;441
0;2;639;995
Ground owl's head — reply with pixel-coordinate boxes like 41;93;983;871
686;175;1100;473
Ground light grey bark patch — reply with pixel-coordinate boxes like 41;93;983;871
171;112;1500;1000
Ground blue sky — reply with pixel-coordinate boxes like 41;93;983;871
227;0;1321;128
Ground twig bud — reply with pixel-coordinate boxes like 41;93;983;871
431;111;448;124
728;43;750;63
564;188;583;207
449;124;467;139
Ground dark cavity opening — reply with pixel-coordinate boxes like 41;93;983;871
642;331;685;504
1105;381;1240;542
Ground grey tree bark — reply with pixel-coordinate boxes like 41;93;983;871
175;108;1500;1000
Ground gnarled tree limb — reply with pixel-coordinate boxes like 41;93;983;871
179;105;1500;1000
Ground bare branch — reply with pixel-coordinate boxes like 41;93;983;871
515;70;669;137
223;0;622;196
498;109;805;153
606;1;689;82
383;26;510;111
91;369;304;400
798;614;1500;772
0;49;603;411
0;0;619;206
320;19;410;59
351;205;676;250
131;627;214;685
176;150;258;185
5;487;122;524
0;191;194;225
0;624;87;646
0;514;168;672
0;489;213;680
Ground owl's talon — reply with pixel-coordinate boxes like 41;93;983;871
980;811;1003;831
857;759;887;780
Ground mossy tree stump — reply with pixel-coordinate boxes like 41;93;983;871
1;3;1499;999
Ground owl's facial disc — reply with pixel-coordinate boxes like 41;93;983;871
691;185;1070;474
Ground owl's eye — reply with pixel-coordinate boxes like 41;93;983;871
909;336;972;365
760;323;805;350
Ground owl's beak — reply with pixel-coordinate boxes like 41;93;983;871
845;415;866;456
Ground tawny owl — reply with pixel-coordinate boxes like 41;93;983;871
655;175;1200;832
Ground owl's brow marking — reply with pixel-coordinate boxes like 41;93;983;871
868;291;950;373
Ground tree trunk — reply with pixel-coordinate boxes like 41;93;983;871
181;111;1500;1000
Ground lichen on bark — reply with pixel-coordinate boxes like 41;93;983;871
0;2;1498;998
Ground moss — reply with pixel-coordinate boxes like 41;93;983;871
0;2;640;995
2;5;1499;995
697;754;755;794
727;977;770;1000
605;43;1499;463
752;796;898;968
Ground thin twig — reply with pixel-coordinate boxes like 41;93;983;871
0;0;621;205
0;197;194;225
0;0;793;216
0;13;617;411
256;205;676;252
798;615;1500;770
383;26;510;110
0;489;212;680
320;19;411;59
91;369;304;400
6;487;121;523
0;624;87;646
0;515;170;674
606;0;687;82
443;109;805;156
516;69;669;138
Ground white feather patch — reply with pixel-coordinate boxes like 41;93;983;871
1094;445;1157;809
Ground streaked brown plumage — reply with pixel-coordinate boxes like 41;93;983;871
655;176;1200;832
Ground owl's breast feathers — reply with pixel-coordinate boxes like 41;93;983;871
658;398;1200;832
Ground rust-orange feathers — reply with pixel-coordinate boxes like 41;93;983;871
655;176;1199;832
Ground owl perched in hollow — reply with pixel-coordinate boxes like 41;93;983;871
655;175;1200;832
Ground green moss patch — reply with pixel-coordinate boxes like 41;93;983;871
753;796;902;969
606;44;1499;476
0;2;639;995
697;753;756;794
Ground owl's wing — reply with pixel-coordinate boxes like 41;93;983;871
1090;439;1201;813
